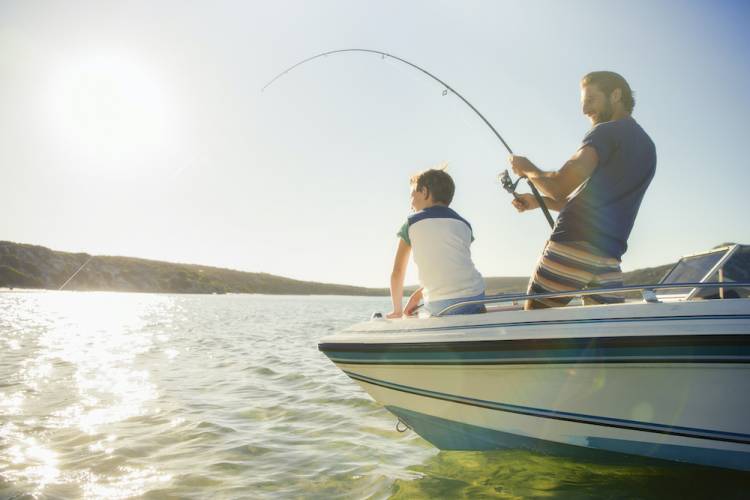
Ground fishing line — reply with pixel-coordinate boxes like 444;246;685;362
59;255;94;290
262;48;554;228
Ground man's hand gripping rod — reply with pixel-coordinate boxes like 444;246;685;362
500;170;555;228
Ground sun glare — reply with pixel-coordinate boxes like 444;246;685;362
45;51;176;169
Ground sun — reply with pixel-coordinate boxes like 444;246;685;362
44;50;176;170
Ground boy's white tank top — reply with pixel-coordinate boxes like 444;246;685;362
404;206;484;303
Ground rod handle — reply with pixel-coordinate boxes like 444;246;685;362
526;180;555;228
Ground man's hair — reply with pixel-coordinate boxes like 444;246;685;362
582;71;635;113
410;167;455;205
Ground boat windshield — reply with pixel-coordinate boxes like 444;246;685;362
658;245;744;300
660;250;727;284
710;245;750;283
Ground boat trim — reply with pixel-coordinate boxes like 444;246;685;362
333;315;750;337
344;370;750;445
436;281;750;316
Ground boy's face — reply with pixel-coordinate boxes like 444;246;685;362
410;184;431;211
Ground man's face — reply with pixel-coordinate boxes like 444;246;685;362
581;83;613;125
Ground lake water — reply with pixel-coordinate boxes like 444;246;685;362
1;292;747;499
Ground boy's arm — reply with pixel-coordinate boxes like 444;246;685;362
404;287;424;316
387;239;411;319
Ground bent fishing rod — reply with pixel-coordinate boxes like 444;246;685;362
262;48;555;228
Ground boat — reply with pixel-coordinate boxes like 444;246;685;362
318;244;750;471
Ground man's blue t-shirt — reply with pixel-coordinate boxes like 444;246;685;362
550;116;656;259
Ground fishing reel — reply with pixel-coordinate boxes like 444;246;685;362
498;170;521;199
498;169;555;228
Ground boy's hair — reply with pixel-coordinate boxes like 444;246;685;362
581;71;635;113
410;167;455;205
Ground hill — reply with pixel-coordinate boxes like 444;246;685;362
482;266;675;295
0;241;388;296
0;240;681;296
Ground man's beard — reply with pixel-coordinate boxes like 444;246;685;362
593;100;614;124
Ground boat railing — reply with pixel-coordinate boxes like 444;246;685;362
435;281;750;316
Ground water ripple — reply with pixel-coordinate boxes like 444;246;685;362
5;291;741;499
0;292;430;498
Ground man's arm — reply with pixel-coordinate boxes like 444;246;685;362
509;146;599;202
387;239;411;319
512;193;566;212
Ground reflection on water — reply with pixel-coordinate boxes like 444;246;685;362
0;291;429;499
392;450;750;499
1;291;748;499
1;292;174;499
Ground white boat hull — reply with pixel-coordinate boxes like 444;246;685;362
319;300;750;470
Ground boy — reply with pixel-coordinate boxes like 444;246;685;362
387;168;486;318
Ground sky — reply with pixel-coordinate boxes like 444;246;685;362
1;0;749;288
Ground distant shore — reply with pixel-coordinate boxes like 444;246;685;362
0;240;673;296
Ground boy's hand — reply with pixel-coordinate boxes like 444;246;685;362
386;310;403;319
512;193;539;212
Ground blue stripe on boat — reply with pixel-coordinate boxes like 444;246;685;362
320;334;750;364
328;355;750;365
386;406;750;471
345;371;750;445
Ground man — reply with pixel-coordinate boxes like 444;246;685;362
509;71;656;309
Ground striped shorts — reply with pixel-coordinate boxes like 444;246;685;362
527;241;624;308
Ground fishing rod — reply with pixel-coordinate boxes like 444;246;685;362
262;48;555;228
